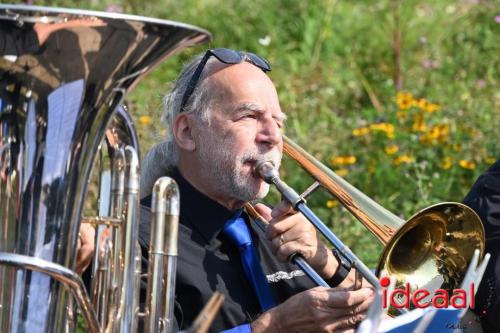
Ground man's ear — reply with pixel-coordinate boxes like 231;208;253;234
173;114;196;151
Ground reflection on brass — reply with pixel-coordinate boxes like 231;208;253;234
81;216;122;227
0;4;210;332
279;136;484;314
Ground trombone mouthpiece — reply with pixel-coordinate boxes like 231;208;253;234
253;161;279;184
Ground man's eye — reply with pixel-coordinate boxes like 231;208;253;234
274;119;283;128
244;114;257;119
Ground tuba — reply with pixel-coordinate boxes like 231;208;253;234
0;5;210;332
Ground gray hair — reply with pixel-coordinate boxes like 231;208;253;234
140;53;220;198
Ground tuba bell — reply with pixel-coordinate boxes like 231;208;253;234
0;4;210;332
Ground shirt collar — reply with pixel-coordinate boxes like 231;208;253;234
170;168;242;243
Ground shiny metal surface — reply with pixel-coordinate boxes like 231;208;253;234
115;147;140;332
254;160;380;288
378;202;485;301
88;108;138;332
283;136;403;243
146;177;180;333
0;252;100;333
0;5;210;332
85;108;180;332
279;135;484;312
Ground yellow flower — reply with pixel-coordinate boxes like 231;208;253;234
384;145;399;155
424;103;441;113
396;91;414;110
352;127;370;136
393;155;413;166
344;156;357;165
436;124;450;143
331;156;356;166
412;114;427;133
326;200;338;208
427;126;441;140
441;157;452;170
370;122;395;138
396;111;407;120
335;168;349;177
415;98;429;110
331;156;344;166
485;157;497;165
139;115;152;125
419;135;432;145
419;124;450;144
459;160;476;170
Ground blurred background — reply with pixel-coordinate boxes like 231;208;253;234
10;0;499;266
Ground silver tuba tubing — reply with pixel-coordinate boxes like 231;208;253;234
145;177;180;333
116;146;141;332
85;111;177;333
0;4;210;332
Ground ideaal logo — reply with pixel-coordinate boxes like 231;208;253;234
380;277;475;309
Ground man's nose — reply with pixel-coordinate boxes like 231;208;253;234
256;117;282;147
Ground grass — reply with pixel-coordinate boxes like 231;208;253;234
11;0;499;265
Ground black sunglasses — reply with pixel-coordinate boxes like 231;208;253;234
179;48;271;112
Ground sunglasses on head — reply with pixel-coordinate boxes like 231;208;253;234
179;48;272;112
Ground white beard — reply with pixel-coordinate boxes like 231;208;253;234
195;126;282;202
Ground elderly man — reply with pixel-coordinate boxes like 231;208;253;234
139;48;374;332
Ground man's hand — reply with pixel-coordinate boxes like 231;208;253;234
75;223;95;274
254;202;337;279
251;287;374;333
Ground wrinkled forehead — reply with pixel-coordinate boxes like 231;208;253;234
206;62;284;118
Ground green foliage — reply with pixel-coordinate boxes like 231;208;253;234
12;0;499;267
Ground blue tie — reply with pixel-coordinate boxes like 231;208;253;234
223;214;276;312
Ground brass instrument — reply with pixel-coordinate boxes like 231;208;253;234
0;5;210;332
254;135;485;304
146;177;180;333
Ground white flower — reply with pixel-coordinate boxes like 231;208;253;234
258;35;271;46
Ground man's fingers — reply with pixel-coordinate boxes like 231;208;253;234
253;203;273;221
323;312;366;332
272;237;316;262
326;288;373;309
77;242;94;273
266;214;304;239
270;200;294;218
80;224;95;244
274;240;303;262
75;224;96;274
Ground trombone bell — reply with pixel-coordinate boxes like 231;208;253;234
281;135;484;304
379;202;485;295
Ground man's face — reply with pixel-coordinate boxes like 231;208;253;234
193;62;285;203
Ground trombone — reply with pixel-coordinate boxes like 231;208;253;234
253;135;485;304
